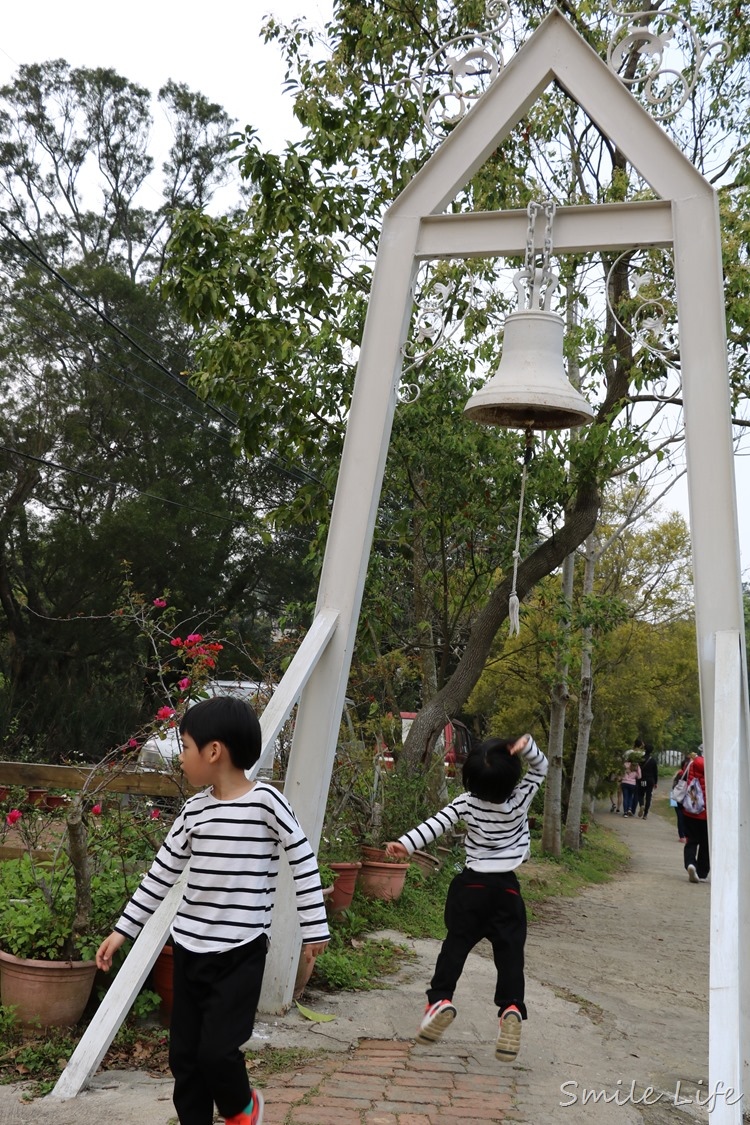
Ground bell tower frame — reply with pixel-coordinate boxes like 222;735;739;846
56;10;748;1116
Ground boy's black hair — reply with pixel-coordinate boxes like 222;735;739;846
462;737;522;803
179;696;261;770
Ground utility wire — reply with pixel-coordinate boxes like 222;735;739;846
0;443;243;526
1;226;322;485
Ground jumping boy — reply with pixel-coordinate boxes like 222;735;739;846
386;733;546;1062
96;696;330;1125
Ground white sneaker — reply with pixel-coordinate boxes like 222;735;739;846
496;1005;522;1062
687;864;699;883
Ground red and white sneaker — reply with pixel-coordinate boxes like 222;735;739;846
416;999;457;1044
495;1005;522;1062
224;1088;264;1125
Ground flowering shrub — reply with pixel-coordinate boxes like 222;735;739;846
0;798;175;961
0;575;227;965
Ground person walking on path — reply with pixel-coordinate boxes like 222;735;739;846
637;744;658;818
620;754;641;817
670;755;691;842
386;733;547;1064
96;697;330;1125
683;748;709;883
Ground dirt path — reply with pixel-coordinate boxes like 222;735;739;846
519;793;711;1122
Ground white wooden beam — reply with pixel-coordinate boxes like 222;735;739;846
416;200;674;260
709;631;744;1123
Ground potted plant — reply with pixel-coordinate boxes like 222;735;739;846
318;826;362;912
0;798;166;1027
0;581;220;1028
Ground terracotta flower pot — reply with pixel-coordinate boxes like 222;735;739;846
358;859;409;901
410;850;441;877
328;862;361;912
0;787;9;801
360;845;387;863
26;788;47;806
45;795;68;810
152;944;174;1027
0;950;97;1028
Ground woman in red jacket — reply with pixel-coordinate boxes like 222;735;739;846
683;750;709;883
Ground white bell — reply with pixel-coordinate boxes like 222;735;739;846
463;309;595;430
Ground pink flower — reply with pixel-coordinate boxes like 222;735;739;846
156;706;175;721
185;633;203;645
170;637;183;648
128;738;139;749
150;808;161;820
6;809;21;826
91;804;102;816
178;677;191;692
153;598;167;608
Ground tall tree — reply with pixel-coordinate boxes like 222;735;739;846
0;62;318;757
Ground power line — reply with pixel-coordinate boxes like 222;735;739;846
0;443;243;526
1;232;322;486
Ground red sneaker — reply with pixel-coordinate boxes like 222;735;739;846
224;1089;264;1125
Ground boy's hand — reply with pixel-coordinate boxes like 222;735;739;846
384;841;408;859
509;734;531;756
303;940;329;962
96;931;126;972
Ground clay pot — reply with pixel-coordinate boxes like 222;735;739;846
358;859;409;901
0;950;97;1028
45;795;68;810
152;944;174;1027
410;850;441;877
0;787;9;801
328;862;361;912
26;788;47;806
580;823;589;834
360;845;387;863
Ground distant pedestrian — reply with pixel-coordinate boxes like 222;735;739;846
637;745;658;818
386;734;547;1064
620;754;641;817
670;756;691;842
683;749;709;883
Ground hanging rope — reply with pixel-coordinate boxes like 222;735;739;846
508;427;534;636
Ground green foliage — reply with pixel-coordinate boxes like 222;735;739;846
0;799;170;961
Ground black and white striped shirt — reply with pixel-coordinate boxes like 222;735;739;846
115;782;330;953
397;739;548;872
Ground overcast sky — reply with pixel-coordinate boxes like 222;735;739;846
2;1;748;576
0;1;333;148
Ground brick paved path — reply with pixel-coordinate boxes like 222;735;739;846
258;1039;516;1125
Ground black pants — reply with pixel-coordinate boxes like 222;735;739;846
640;782;654;816
683;817;710;879
169;936;267;1125
428;867;527;1019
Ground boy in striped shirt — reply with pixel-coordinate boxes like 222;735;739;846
386;733;546;1062
96;697;329;1125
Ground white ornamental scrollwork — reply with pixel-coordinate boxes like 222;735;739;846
401;263;485;393
606;248;680;401
606;3;728;121
409;1;511;139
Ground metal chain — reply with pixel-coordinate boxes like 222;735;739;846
518;199;557;312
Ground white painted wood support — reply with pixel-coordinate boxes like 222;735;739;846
260;213;421;1011
708;631;746;1122
50;878;184;1099
52;608;339;1097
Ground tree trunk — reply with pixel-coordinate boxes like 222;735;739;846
541;552;575;857
401;479;601;770
563;533;597;850
65;798;92;959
